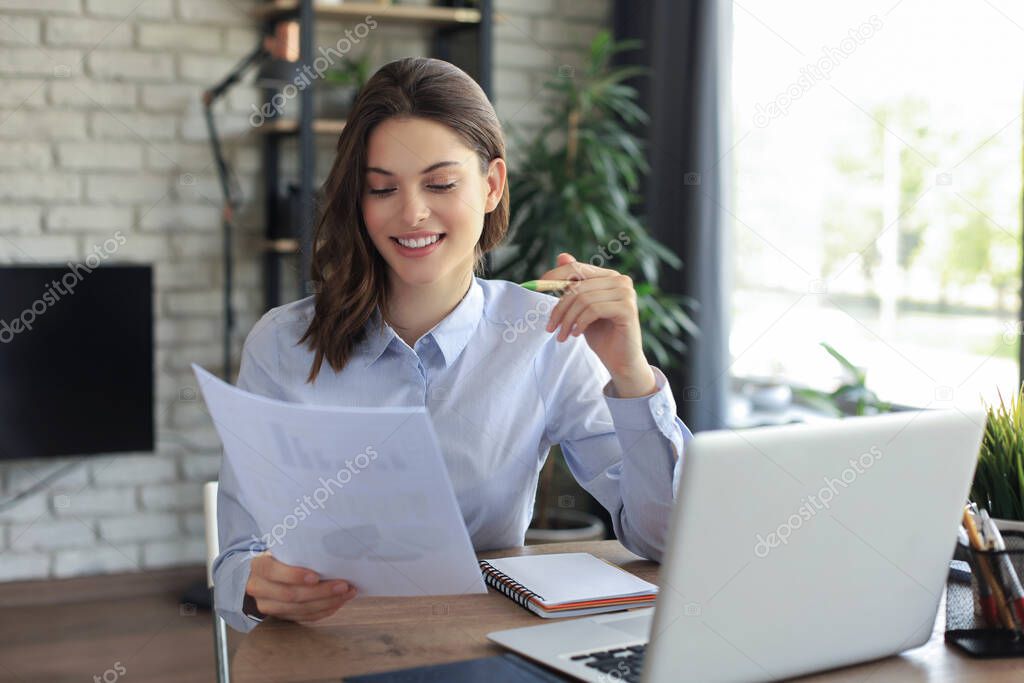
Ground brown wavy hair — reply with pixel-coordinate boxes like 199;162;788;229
298;57;509;383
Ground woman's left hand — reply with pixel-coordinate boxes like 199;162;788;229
541;252;658;398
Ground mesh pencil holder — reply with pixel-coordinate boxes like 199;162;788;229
946;530;1024;657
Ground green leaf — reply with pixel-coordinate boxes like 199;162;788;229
972;384;1024;520
794;388;843;416
500;30;694;370
821;342;867;384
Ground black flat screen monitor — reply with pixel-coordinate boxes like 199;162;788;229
0;264;154;460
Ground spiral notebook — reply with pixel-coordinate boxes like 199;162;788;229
479;552;658;618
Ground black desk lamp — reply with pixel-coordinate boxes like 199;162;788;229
201;22;299;379
187;29;300;683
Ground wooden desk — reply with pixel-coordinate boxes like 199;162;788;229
231;540;1024;682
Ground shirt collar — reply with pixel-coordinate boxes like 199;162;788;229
361;276;484;369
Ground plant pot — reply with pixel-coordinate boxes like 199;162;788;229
742;382;792;412
525;509;605;545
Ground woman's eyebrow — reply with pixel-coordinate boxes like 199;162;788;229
366;160;462;176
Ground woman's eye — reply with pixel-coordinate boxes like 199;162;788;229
427;182;457;192
368;187;396;197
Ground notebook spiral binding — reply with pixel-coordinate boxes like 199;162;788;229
479;560;544;609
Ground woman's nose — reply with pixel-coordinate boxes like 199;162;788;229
401;193;430;226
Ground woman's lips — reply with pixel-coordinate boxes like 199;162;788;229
391;233;446;258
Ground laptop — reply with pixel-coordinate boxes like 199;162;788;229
489;409;985;682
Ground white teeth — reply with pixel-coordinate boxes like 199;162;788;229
396;234;441;249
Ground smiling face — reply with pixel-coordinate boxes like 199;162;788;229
362;116;506;290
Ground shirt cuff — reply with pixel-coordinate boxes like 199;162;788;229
602;365;679;438
213;549;263;633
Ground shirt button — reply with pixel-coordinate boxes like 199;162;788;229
655;406;665;416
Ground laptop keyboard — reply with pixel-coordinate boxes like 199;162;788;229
570;644;645;682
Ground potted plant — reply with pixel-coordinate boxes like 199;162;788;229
497;31;696;541
970;385;1024;532
492;31;694;367
318;55;371;119
793;342;891;417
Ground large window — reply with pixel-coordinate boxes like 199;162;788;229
730;1;1024;411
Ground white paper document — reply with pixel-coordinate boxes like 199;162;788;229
192;363;487;597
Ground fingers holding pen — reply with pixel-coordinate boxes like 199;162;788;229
544;275;636;341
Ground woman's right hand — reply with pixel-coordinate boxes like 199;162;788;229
245;552;358;623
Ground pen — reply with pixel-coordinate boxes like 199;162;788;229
519;279;577;293
958;525;997;627
979;509;1024;627
962;507;1017;630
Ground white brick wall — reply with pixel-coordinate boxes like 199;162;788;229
88;50;176;81
49;80;137;108
491;0;610;150
47;205;134;230
54;546;142;578
0;553;50;582
99;512;181;543
9;519;94;551
0;0;609;583
0;110;88;139
46;16;134;47
86;0;173;20
0;142;51;169
0;172;81;201
0;206;42;233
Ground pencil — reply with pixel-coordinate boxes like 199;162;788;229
519;279;576;293
980;509;1024;626
962;507;1018;630
958;526;997;627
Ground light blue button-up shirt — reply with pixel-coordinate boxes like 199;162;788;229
213;276;692;632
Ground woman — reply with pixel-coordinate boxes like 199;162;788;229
213;57;691;633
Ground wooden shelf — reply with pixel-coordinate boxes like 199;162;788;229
255;2;481;25
261;238;302;254
257;118;346;135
